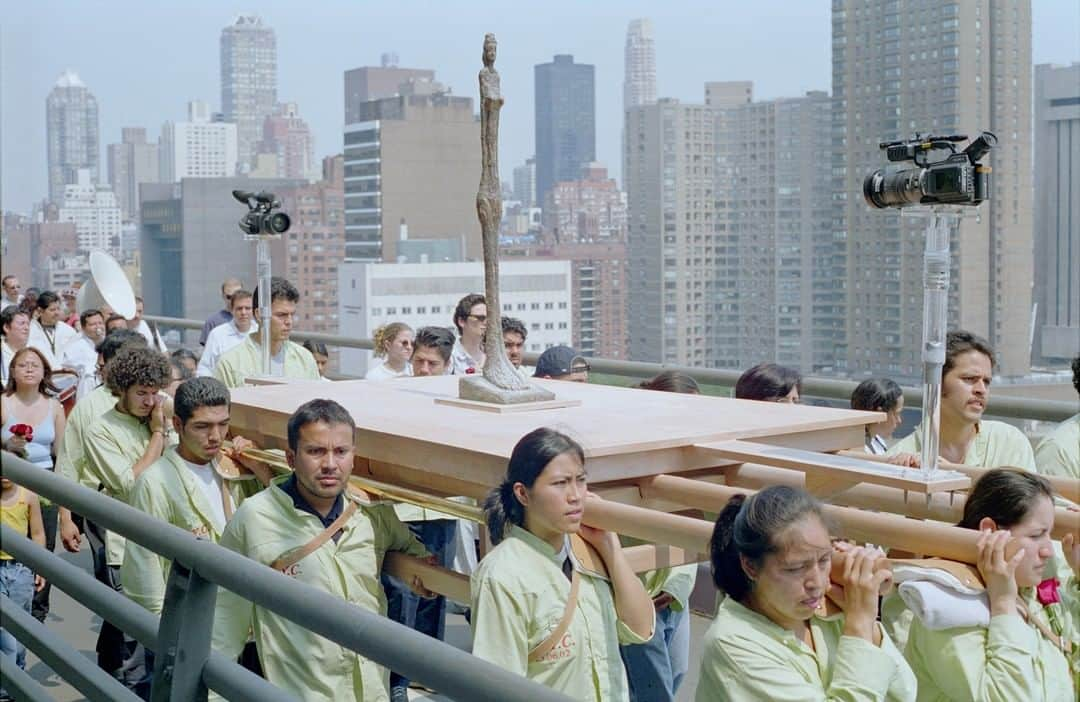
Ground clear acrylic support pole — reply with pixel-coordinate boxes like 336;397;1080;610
918;211;958;474
255;237;273;376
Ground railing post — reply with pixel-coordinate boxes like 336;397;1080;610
152;561;218;702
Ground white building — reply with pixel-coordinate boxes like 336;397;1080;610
159;101;238;182
44;254;91;293
58;169;122;254
338;260;573;376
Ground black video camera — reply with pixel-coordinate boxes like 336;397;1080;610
862;131;996;209
232;189;291;236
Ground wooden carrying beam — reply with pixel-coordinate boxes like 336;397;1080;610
384;553;470;603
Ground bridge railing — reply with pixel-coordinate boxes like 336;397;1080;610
148;314;1077;423
0;451;571;702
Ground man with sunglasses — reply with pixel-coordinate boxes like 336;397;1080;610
450;293;486;375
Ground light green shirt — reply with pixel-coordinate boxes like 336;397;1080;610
211;479;430;702
55;385;116;489
1035;413;1080;480
120;448;262;615
889;419;1036;471
696;596;916;701
640;564;698;613
213;336;320;389
470;526;653;702
83;407;175;565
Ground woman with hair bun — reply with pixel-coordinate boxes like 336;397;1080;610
470;427;654;701
365;322;413;380
696;485;915;701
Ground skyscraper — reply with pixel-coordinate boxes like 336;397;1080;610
107;127;160;222
58;169;121;255
833;0;1033;380
626;99;717;365
220;14;277;170
1033;62;1080;364
344;59;437;124
623;19;656;110
46;70;99;205
256;102;317;181
159;101;239;182
534;55;596;209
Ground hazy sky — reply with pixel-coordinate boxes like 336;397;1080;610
3;1;1078;215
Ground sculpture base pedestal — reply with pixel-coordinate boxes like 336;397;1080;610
457;375;556;406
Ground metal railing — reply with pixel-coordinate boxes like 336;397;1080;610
148;314;1078;423
0;452;572;702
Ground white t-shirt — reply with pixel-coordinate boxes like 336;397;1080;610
365;361;412;381
183;457;228;533
197;321;258;377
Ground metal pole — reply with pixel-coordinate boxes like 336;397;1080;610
919;210;956;474
257;236;272;375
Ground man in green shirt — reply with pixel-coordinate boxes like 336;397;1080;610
81;344;172;691
211;399;433;702
1035;355;1080;480
889;330;1035;470
213;276;320;388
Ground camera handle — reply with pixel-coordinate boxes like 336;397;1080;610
917;210;958;474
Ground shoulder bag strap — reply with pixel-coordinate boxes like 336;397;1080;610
269;498;358;572
528;569;581;663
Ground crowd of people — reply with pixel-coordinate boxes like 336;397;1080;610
0;270;1078;702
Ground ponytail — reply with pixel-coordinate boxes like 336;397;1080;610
484;480;524;545
710;494;752;599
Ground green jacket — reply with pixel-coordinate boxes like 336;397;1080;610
213;336;319;388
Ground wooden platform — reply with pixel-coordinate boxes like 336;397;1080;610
228;375;881;487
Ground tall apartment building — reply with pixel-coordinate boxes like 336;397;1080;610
342;93;481;262
271;156;345;336
221;15;277;168
535;55;596;208
46;70;99;204
256;102;317;181
623;19;657;110
344;61;436;123
337;260;572;375
513;158;537;207
626;99;717;365
58;169;122;255
712;90;837;372
833;0;1033;380
1033;62;1080;365
107;127;160;222
543;163;627;243
159;101;239;182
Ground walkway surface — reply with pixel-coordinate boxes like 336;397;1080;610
25;545;705;701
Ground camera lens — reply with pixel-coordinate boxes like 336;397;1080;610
265;212;291;235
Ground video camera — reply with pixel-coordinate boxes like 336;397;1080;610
862;131;996;209
232;190;291;236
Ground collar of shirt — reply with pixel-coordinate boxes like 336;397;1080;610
276;474;344;529
509;524;569;567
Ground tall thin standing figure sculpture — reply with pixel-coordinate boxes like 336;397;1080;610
460;34;554;404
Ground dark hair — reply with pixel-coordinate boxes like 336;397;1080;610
958;469;1054;530
850;377;903;413
710;486;827;601
1072;354;1079;395
412;326;455;363
253;277;299;310
171;348;199;365
1;275;16;287
501;316;527;340
1;306;29;335
105;313;128;329
104;346;172;396
734;362;802;402
96;329;148;363
35;290;60;311
229;289;253;308
302;339;329;357
4;347;61;397
79;309;103;329
639;370;700;394
286;399;356;453
483;428;585;545
453;293;486;334
168;355;194;382
19;289;40;315
174;377;230;425
943;330;995;377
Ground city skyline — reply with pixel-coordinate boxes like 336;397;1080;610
5;1;1076;215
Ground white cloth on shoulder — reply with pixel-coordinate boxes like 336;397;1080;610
894;562;989;630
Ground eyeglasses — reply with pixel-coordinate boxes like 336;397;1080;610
468;314;487;323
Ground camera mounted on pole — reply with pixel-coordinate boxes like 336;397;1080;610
863;131;996;209
232;189;291;238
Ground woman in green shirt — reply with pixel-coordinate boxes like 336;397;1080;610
470;427;655;702
900;469;1078;701
696;485;916;701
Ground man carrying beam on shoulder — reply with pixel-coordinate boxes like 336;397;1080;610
210;398;435;702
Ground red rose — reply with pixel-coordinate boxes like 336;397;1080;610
1036;577;1061;606
465;367;476;374
10;424;33;442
